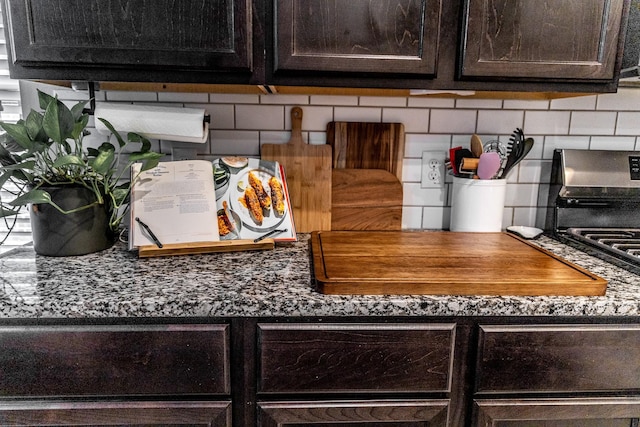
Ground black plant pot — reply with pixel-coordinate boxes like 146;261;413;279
30;185;116;256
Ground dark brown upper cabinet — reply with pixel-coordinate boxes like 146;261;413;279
1;0;264;84
273;0;442;77
460;0;626;82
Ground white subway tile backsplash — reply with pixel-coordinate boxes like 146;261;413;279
550;94;597;110
310;95;358;105
260;94;309;105
542;135;590;158
334;106;382;122
590;136;636;151
570;111;617;135
404;134;451;158
211;130;260;156
596;88;640;111
360;96;407;107
616;112;640;135
158;92;208;103
524;111;570;134
210;93;259;104
407;96;455;108
236;105;284;130
430;109;476;134
477;110;524;134
68;87;640;231
382;108;429;132
105;91;157;102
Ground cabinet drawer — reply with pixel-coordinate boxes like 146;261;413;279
258;323;455;393
0;324;230;397
476;324;640;393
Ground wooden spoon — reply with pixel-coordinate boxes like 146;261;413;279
470;134;484;158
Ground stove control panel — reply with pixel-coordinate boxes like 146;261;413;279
630;156;640;180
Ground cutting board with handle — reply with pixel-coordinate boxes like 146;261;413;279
332;169;402;231
311;231;607;296
326;121;405;181
261;107;332;233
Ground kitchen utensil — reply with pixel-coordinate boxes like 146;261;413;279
454;148;474;176
500;128;525;178
331;169;402;230
506;225;544;239
502;136;534;179
459;157;479;172
326;121;405;181
470;134;484;157
476;152;502;180
261;107;332;232
311;231;607;296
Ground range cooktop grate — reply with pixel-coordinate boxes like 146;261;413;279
566;228;640;263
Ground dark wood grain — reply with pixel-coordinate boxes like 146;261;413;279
257;323;455;393
327;122;405;181
474;398;640;426
258;400;449;426
461;0;626;80
0;324;230;396
274;0;442;76
331;169;403;231
0;401;232;426
311;231;607;296
476;324;640;393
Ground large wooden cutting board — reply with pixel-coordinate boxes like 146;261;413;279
261;107;332;232
311;231;607;296
331;169;402;231
326;121;405;180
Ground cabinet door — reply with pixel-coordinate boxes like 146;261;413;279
0;324;230;397
258;323;455;394
460;0;626;81
2;0;257;81
274;0;442;76
258;400;449;426
473;398;640;427
0;401;232;426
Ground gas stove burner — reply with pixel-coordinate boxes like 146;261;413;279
567;228;640;263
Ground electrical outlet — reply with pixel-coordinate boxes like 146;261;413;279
421;151;446;188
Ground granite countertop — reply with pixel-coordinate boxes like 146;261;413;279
0;234;639;319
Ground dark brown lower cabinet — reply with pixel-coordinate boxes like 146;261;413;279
0;401;232;426
258;400;449;426
473;398;640;427
1;319;639;426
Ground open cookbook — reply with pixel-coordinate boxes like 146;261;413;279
129;157;297;252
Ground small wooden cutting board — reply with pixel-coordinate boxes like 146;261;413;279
311;231;607;296
262;107;332;233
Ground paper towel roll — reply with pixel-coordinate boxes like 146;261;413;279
94;103;209;143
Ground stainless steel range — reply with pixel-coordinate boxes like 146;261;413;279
546;149;640;274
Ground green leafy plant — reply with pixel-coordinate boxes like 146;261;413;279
0;89;163;245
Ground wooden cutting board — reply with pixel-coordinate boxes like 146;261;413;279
261;107;332;232
326;121;405;181
311;231;607;296
332;169;402;231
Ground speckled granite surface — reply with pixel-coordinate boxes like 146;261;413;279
0;234;639;318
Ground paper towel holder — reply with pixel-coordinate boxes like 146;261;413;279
73;81;211;124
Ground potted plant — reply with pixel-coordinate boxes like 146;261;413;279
0;89;163;256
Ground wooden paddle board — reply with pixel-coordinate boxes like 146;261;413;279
261;107;332;232
331;169;402;231
326;121;405;181
311;231;607;296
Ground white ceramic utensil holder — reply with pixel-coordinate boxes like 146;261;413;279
450;176;507;232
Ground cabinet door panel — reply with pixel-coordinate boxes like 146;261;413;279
0;324;230;396
476;324;640;393
474;398;640;427
258;323;455;393
460;0;625;80
258;400;449;427
0;401;232;426
275;0;442;76
5;0;251;71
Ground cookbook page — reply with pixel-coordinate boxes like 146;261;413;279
214;157;297;242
